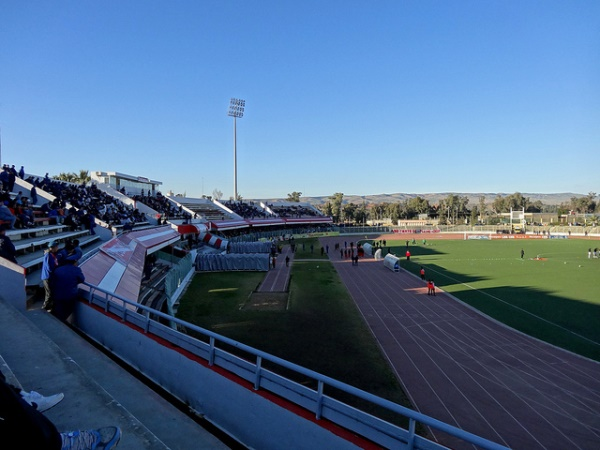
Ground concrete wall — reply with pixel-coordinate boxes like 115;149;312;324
0;259;27;311
72;301;363;450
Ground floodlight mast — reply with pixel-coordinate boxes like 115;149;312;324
227;98;245;201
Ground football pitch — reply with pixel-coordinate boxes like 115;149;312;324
375;237;600;361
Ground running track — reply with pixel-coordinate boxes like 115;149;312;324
319;236;600;450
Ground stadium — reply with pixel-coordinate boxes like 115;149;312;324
1;166;599;450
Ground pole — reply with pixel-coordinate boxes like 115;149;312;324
228;98;244;202
233;116;237;201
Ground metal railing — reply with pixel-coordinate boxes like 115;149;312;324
81;282;508;450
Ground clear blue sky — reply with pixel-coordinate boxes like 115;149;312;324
1;1;598;200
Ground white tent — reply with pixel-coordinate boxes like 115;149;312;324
383;254;400;272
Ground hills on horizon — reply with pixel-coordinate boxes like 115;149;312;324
260;192;585;206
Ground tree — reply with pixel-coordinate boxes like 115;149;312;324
371;203;386;223
470;206;478;225
78;170;91;183
382;203;399;223
355;202;368;225
329;193;344;223
342;203;357;224
491;195;507;214
287;192;302;202
406;196;431;218
319;202;334;218
478;196;486;223
54;170;90;184
528;200;544;213
570;192;597;213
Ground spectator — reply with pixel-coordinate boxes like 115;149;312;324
41;241;60;311
18;165;25;179
65;239;83;264
7;165;17;192
47;204;65;224
14;200;35;229
0;224;17;263
0;165;9;190
83;211;97;235
51;258;85;321
0;202;17;229
30;185;38;205
56;239;74;266
0;371;121;449
63;211;80;232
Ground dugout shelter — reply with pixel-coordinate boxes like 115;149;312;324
383;254;400;272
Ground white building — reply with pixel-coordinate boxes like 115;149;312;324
91;171;162;196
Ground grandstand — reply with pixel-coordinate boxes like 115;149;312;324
167;196;238;221
2;164;550;449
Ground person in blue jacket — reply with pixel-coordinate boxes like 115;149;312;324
41;241;60;311
51;258;85;321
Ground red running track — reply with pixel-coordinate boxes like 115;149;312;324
320;236;600;450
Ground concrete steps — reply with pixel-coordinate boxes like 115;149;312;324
0;298;235;449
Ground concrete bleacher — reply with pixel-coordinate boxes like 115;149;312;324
5;225;104;293
110;220;152;234
266;201;324;218
0;297;232;449
167;196;236;221
138;262;170;311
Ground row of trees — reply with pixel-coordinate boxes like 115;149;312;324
301;192;599;225
53;170;91;184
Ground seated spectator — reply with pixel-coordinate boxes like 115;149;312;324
47;204;65;224
0;202;17;229
63;211;80;232
14;200;35;229
0;370;121;449
0;224;17;263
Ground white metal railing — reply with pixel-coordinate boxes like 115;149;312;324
81;282;508;450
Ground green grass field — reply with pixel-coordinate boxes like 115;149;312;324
175;235;599;434
176;237;413;427
370;237;600;361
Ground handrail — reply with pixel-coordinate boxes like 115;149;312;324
81;281;509;450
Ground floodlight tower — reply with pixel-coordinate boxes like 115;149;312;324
227;98;245;201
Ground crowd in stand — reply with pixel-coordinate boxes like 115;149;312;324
266;203;323;218
25;174;147;228
3;163;328;239
1;164;31;229
132;191;190;223
2;163;155;233
222;200;323;219
222;200;272;219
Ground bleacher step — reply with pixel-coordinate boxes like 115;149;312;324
0;299;231;449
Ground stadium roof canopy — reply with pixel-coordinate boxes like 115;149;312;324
80;226;180;307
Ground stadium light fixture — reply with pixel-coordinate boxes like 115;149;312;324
228;98;245;201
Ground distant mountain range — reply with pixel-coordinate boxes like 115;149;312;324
261;193;584;206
